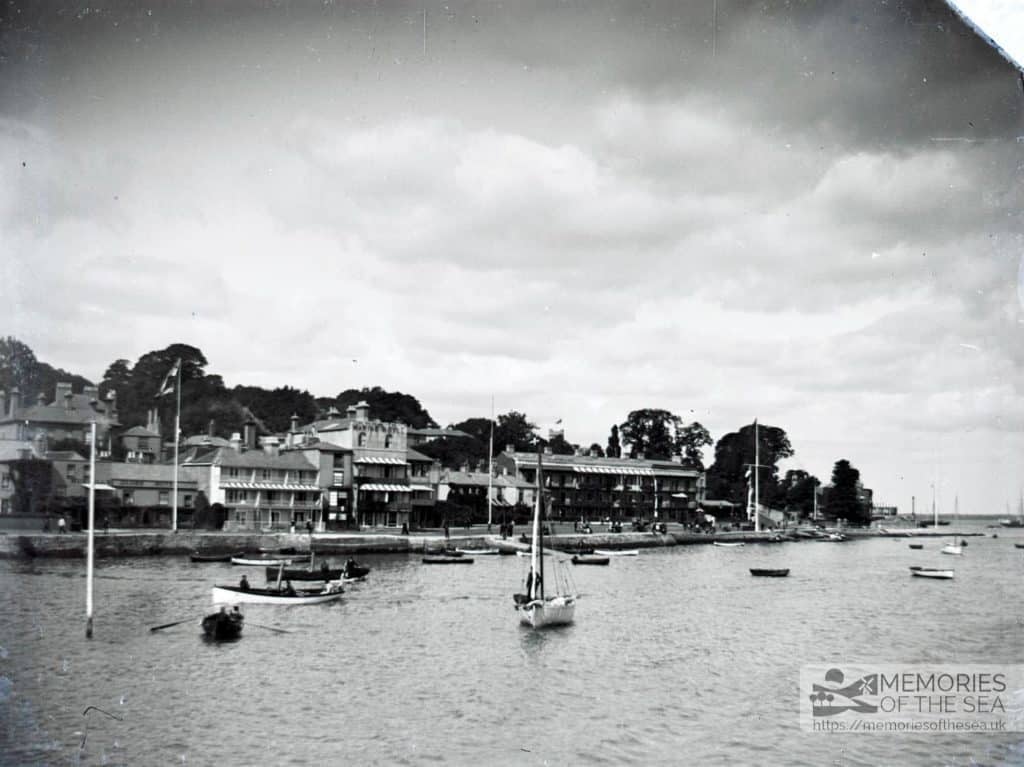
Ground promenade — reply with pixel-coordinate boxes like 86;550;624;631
0;522;980;559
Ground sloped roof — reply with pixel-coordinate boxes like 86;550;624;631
408;427;470;438
45;450;87;462
185;446;317;471
183;435;232;448
106;462;198;484
405;448;435;462
0;440;38;462
122;426;161;438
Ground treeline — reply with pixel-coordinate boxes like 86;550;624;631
0;338;871;524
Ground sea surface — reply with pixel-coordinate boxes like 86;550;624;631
1;521;1023;766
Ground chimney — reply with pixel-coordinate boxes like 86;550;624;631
243;421;257;451
460;462;470;474
56;382;73;409
355;401;370;422
230;432;242;452
208;419;216;438
290;414;299;432
671;453;683;464
83;385;98;404
346;405;357;420
590;448;599;458
328;406;341;418
260;436;280;456
10;387;20;415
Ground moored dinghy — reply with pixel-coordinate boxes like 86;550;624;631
750;568;789;577
593;549;639;557
571;555;609;565
909;566;954;580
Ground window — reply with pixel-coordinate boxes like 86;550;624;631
261;469;272;480
184;494;193;508
293;511;306;523
357;433;366;447
270;510;281;524
123;491;134;505
265;491;277;503
139;438;149;450
385;434;392;448
234;509;247;524
158;491;169;505
0;473;8;489
66;464;76;477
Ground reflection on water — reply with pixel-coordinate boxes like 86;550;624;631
2;524;1023;765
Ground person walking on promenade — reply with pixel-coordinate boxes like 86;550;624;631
57;516;67;534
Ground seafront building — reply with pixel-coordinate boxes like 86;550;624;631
494;447;705;523
285;402;441;530
0;383;119;455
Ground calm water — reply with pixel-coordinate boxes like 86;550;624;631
2;523;1023;766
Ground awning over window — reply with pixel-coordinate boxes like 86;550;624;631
355;456;406;465
221;481;320;491
572;465;655;476
360;484;412;492
81;483;116;491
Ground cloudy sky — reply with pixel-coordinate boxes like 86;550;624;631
2;0;1022;515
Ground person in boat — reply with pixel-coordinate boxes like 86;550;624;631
524;568;541;598
239;575;251;591
283;580;296;596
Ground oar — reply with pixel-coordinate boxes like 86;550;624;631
150;617;198;632
247;623;292;634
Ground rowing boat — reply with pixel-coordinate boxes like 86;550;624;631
190;552;243;563
909;566;954;580
422;556;474;564
211;584;344;605
749;568;789;577
571;555;610;566
593;549;639;557
232;556;307;567
712;542;744;548
202;609;244;639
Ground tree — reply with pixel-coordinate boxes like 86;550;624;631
606;425;621;458
782;469;820;517
493;411;538;453
0;337;39;396
677;422;713;469
329;387;437;428
99;359;132;401
829;459;868;525
705;423;794;509
619;409;678;459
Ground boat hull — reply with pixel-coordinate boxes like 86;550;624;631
910;567;954;579
422;556;474;564
571;555;609;565
202;612;244;640
265;566;342;581
232;557;307;567
517;596;576;628
712;542;744;548
593;549;639;556
750;568;789;577
940;545;963;556
191;552;243;563
211;585;343;605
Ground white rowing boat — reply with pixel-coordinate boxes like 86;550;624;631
712;542;745;548
593;549;640;556
909;567;954;580
211;584;344;605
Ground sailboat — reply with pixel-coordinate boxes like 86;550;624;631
941;495;962;556
999;494;1024;528
513;449;576;629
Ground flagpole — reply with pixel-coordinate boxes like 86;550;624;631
172;359;181;532
487;396;494;531
86;421;96;638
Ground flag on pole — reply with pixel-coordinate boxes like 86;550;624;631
155;360;179;398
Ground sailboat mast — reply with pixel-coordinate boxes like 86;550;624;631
932;484;937;527
531;449;543;600
754;420;760;533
